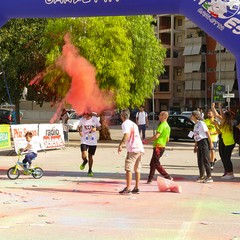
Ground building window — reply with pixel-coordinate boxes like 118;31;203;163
177;35;182;43
160;83;169;91
177;19;183;26
177;85;182;92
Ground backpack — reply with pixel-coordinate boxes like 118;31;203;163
233;125;240;144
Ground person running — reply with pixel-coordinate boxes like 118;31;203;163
204;109;219;170
191;110;213;183
78;112;101;177
118;109;144;194
143;111;173;183
136;106;149;140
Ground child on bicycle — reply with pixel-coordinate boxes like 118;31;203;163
20;132;38;169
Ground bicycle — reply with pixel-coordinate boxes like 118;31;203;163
7;150;43;180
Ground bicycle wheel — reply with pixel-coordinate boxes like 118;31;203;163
7;167;20;180
32;167;43;179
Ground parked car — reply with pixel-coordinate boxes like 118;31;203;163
68;112;81;132
180;111;192;118
0;109;13;124
148;112;159;120
167;115;194;141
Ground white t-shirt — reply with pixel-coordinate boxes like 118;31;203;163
121;119;144;153
78;116;101;146
193;121;208;142
27;139;38;154
136;111;148;125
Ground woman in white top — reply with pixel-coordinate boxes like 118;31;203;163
191;110;213;183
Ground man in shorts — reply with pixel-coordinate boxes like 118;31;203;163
118;109;144;194
78;112;101;177
143;111;173;183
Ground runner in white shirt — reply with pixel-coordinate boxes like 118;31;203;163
78;112;101;177
118;109;144;194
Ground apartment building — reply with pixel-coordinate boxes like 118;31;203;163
146;14;238;114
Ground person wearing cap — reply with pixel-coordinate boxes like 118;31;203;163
191;110;214;183
78;112;101;177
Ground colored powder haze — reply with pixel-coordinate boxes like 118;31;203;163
32;34;114;123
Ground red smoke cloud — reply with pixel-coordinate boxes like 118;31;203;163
58;34;114;116
32;33;114;123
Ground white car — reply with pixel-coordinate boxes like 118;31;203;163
68;112;81;132
180;111;192;118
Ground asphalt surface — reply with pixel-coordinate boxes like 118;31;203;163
0;125;240;240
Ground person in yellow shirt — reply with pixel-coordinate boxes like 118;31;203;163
204;109;218;170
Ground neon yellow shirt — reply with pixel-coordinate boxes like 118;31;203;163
153;121;170;147
221;127;235;146
204;118;218;142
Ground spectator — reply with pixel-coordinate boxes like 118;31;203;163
143;111;173;183
136;106;149;140
191;110;213;183
118;109;144;194
60;108;69;142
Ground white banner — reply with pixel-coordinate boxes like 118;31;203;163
39;124;65;149
11;124;40;153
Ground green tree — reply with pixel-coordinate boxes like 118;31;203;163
0;18;47;122
41;16;165;109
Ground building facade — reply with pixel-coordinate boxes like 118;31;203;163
147;14;238;114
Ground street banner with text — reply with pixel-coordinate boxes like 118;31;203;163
39;124;65;150
0;124;11;149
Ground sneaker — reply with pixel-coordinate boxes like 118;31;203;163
87;171;94;177
196;177;205;183
221;174;234;180
80;160;88;170
131;187;140;194
119;187;131;194
204;177;213;183
147;179;152;184
210;162;214;170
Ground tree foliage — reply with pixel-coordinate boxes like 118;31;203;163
0;16;166;112
41;16;166;109
0;19;47;105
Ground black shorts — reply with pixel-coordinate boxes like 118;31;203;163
80;144;97;156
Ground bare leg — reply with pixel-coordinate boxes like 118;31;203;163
135;172;140;189
126;170;132;189
88;153;93;171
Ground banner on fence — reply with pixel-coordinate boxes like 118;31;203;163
0;124;11;149
39;124;65;150
11;124;40;153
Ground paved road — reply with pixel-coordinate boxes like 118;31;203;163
0;125;240;240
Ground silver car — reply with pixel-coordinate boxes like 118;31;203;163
68;112;81;132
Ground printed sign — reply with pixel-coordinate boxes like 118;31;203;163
0;124;11;149
39;124;65;149
11;124;40;153
212;83;225;103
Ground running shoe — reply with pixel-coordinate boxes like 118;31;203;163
87;170;94;177
119;187;131;194
196;177;205;183
80;160;88;170
221;174;234;180
131;187;140;194
204;177;213;183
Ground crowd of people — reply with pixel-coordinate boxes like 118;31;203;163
51;105;238;195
